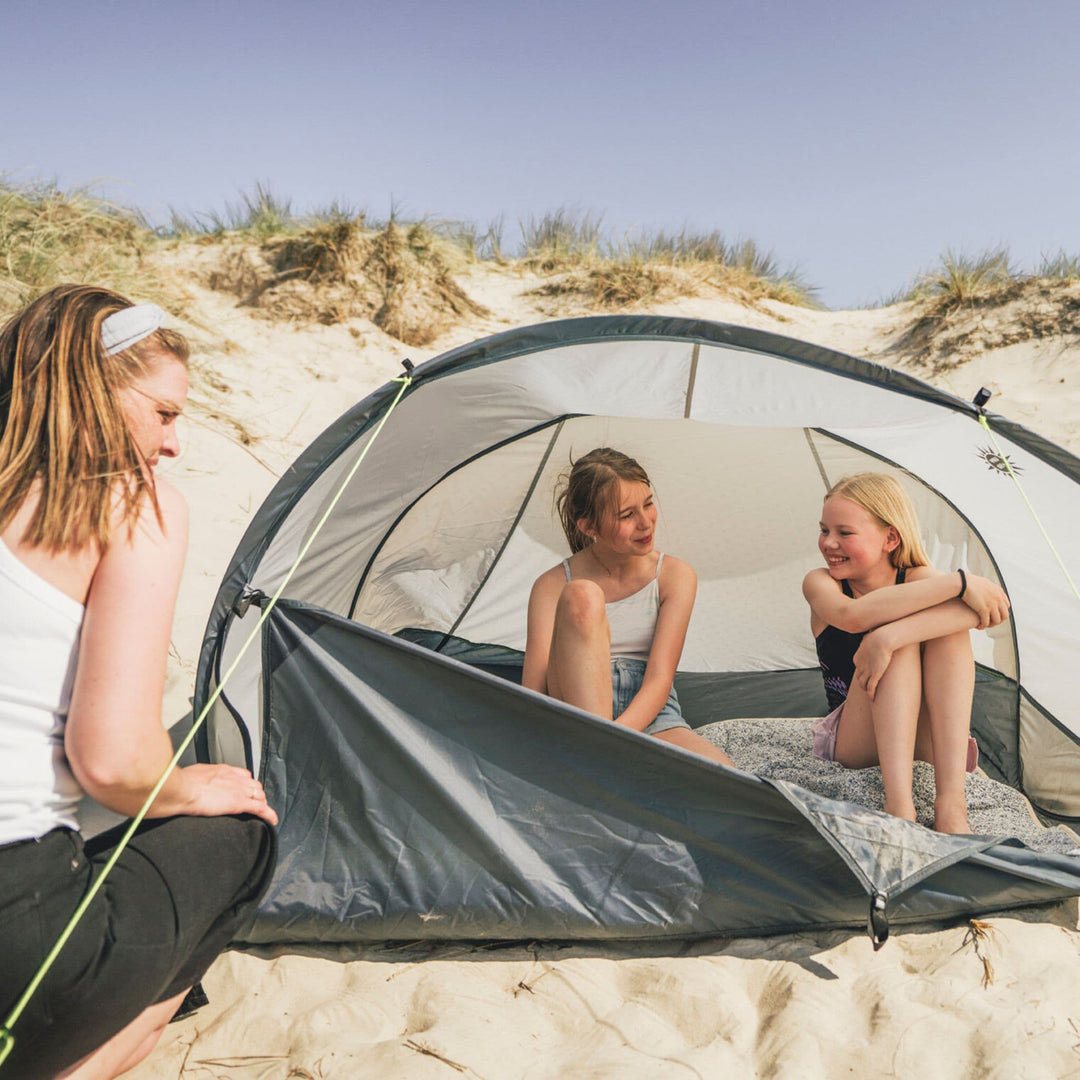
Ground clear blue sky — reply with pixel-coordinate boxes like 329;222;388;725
4;0;1078;308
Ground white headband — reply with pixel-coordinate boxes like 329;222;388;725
101;303;166;356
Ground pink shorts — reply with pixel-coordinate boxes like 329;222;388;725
811;703;980;772
812;704;844;761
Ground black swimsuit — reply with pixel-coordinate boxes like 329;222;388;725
815;568;907;711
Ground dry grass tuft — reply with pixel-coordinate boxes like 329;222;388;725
0;178;171;318
906;246;1017;308
524;213;819;311
366;220;489;345
961;918;997;988
532;259;700;311
1038;249;1080;281
203;216;489;345
520;207;603;272
888;247;1080;372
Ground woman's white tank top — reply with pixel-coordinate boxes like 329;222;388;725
0;539;84;844
562;553;663;662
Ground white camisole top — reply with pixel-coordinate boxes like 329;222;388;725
562;552;663;663
0;539;84;844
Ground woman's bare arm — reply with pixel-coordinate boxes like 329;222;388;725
64;481;276;823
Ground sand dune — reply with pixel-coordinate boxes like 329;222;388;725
129;269;1080;1079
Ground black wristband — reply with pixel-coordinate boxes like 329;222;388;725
957;568;967;600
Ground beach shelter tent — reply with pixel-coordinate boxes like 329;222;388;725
195;316;1080;946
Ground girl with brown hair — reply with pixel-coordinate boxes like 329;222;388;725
523;447;733;767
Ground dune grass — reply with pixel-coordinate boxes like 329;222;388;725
1037;249;1080;281
887;245;1080;372
905;246;1017;306
1;179;823;336
0;178;169;317
520;208;820;308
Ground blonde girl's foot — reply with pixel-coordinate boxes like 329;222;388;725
933;796;972;835
882;797;917;823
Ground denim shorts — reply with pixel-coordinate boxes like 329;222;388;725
611;657;690;736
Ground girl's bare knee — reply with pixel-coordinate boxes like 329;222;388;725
556;579;607;630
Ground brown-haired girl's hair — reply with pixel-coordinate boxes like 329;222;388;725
0;283;189;552
826;472;930;569
555;447;651;553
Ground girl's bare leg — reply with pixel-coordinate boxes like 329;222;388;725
56;989;187;1079
546;580;613;719
654;727;735;767
834;643;923;821
919;631;975;834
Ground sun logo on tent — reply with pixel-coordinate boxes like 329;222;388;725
977;446;1023;476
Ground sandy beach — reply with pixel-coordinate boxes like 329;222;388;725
127;258;1080;1080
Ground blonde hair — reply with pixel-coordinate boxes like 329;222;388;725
826;472;929;569
0;283;189;552
555;447;651;553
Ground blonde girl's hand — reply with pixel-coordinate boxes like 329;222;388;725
177;764;278;825
960;574;1011;630
853;629;895;701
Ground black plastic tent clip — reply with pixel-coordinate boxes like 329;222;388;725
233;587;269;619
868;891;889;950
401;358;415;375
972;386;992;412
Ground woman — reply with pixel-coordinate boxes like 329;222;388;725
0;285;277;1079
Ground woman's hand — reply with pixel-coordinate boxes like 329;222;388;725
177;764;278;825
960;574;1010;630
853;628;895;701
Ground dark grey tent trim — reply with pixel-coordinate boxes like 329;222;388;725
245;600;1080;946
409;316;983;419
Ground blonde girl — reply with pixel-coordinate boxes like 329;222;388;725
523;447;733;768
803;472;1010;833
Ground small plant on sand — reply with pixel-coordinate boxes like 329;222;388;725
907;246;1017;307
520;207;603;269
1037;249;1080;281
441;216;506;263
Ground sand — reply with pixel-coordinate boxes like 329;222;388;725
127;267;1080;1079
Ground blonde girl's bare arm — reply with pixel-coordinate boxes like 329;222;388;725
522;566;563;694
802;566;1008;634
614;556;696;733
853;566;1010;698
64;481;276;824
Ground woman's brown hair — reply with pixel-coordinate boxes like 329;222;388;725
555;447;651;553
0;283;189;552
